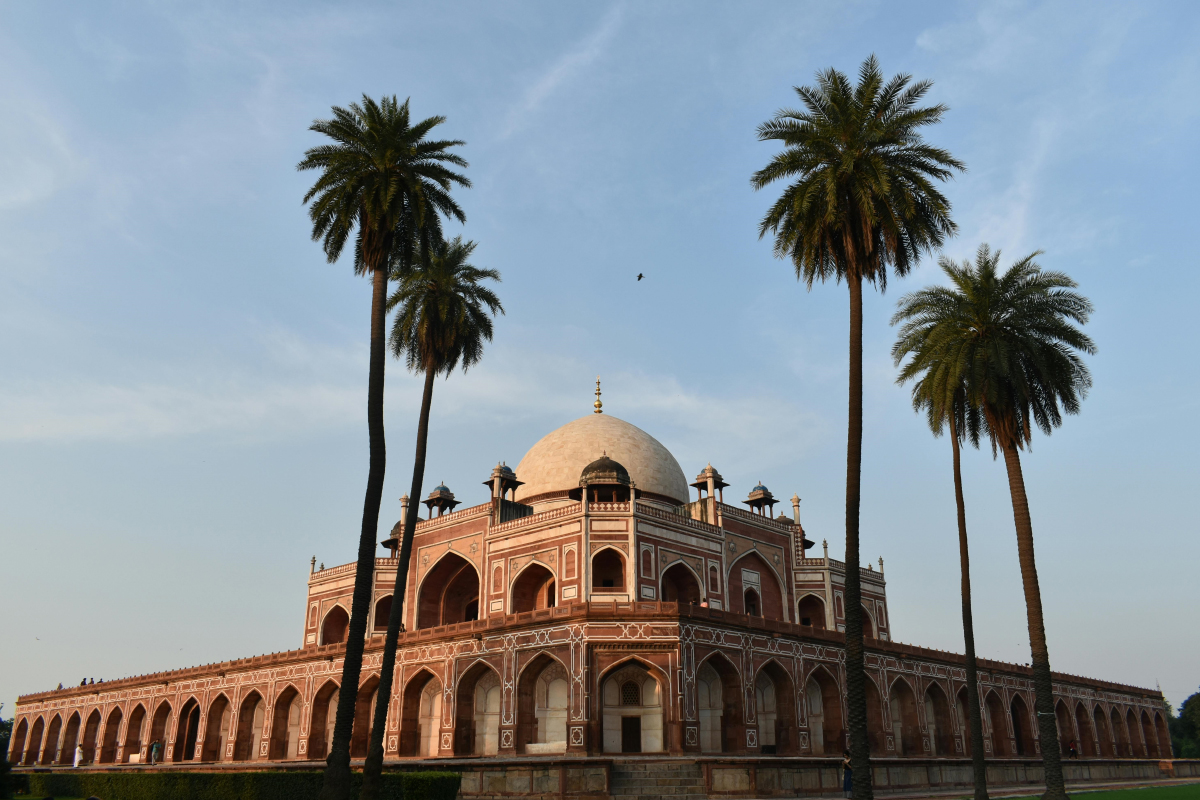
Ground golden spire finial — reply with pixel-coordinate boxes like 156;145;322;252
594;376;603;413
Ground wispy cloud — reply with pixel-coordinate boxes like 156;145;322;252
499;5;623;138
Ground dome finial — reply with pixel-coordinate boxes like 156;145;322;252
594;376;603;414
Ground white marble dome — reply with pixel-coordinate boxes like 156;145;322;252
514;414;689;505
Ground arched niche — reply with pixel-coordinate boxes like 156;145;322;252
373;595;393;633
400;670;440;757
1075;701;1097;756
863;676;886;755
805;666;844;755
600;660;664;754
726;552;785;621
417;553;480;629
797;594;826;629
591;548;625;593
25;717;45;766
270;685;303;760
697;653;742;753
756;661;798;754
148;703;171;761
307;680;340;760
200;694;230;762
1153;712;1170;758
10;719;28;766
862;606;877;639
321;605;349;645
233;692;265;761
99;706;123;763
660;562;701;604
1111;707;1132;757
454;661;501;756
924;682;953;756
1054;699;1074;756
41;714;63;765
1010;694;1034;757
1093;704;1114;758
173;699;200;762
58;712;82;765
517;653;570;754
511;562;556;614
123;705;146;763
985;692;1011;757
888;677;920;756
350;675;380;758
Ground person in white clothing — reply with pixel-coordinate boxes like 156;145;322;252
73;743;83;767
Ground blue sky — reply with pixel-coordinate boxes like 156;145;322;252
2;1;1197;716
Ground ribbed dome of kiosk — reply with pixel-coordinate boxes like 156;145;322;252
514;414;689;505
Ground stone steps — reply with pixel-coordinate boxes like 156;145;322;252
609;759;706;800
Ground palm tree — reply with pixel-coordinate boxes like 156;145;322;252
892;299;989;800
751;55;962;799
893;245;1094;800
359;237;502;797
297;95;468;800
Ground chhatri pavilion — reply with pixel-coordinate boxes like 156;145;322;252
9;387;1173;783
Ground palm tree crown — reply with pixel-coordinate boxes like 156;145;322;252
892;244;1094;451
388;236;504;373
752;54;964;287
298;94;469;272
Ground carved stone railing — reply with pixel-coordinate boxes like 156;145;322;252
636;502;722;536
490;503;579;534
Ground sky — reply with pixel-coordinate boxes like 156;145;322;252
2;0;1197;717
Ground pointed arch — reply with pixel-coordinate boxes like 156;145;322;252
696;651;743;753
590;547;626;594
861;605;877;639
517;652;571;753
796;593;827;629
416;551;482;628
41;714;63;765
660;560;703;605
307;679;340;760
755;659;798;754
1092;704;1114;758
888;675;920;756
727;551;786;621
1010;693;1034;756
599;657;666;753
233;690;265;761
201;693;231;762
372;594;393;633
955;686;972;757
510;559;557;614
984;690;1010;757
11;718;29;766
399;668;440;757
923;681;953;756
1126;708;1145;757
351;673;381;758
1074;701;1097;756
1153;712;1170;758
320;604;350;645
804;664;844;755
1111;706;1131;757
148;701;171;760
1054;699;1075;756
24;716;45;766
455;660;502;755
270;683;304;759
863;673;886;754
121;704;146;763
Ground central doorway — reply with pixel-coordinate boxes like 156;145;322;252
621;717;641;753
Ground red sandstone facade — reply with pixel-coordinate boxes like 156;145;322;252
9;414;1172;770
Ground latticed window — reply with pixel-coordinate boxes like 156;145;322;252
621;681;641;706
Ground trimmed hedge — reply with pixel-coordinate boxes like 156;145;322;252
23;769;460;800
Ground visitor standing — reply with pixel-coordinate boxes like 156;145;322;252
73;743;82;767
841;749;852;798
150;739;161;766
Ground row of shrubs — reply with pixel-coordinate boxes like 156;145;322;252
13;769;460;800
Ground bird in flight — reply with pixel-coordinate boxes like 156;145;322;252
637;273;644;281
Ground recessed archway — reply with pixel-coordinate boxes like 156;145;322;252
1111;707;1131;757
517;653;570;754
889;677;920;756
321;605;349;645
864;675;887;755
400;670;440;757
600;659;664;753
233;691;265;761
58;712;81;765
1127;708;1145;756
200;694;231;762
956;687;972;757
24;717;45;766
1093;704;1114;758
805;666;844;755
123;705;146;763
924;682;953;756
454;661;502;756
661;562;702;604
351;675;381;758
417;553;480;628
307;680;340;760
81;709;101;764
756;661;798;754
511;562;556;613
727;552;785;621
1011;694;1034;756
148;703;171;762
1153;712;1170;758
10;718;28;766
697;653;743;753
270;685;303;759
1075;702;1097;757
591;548;625;594
373;595;393;633
985;691;1010;757
797;594;826;629
1141;710;1159;757
99;706;123;763
1054;700;1075;756
41;715;63;765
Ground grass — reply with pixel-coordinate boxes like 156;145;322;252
1002;785;1200;800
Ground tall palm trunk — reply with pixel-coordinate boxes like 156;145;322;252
950;415;988;800
360;367;436;799
1000;443;1066;800
321;264;389;800
844;273;873;800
